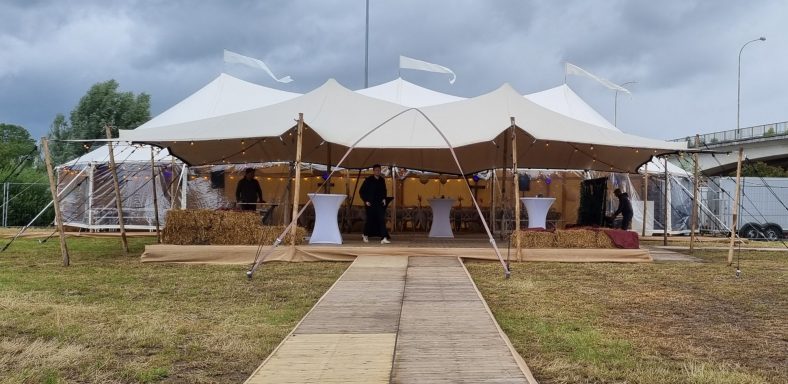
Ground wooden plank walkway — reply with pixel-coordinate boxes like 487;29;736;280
245;255;534;383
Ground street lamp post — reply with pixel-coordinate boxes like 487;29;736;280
737;37;766;138
614;81;637;126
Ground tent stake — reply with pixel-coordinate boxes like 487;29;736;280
727;147;743;265
41;137;70;266
105;126;129;254
150;147;161;243
290;114;304;246
511;118;521;261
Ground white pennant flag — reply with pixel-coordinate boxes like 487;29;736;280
565;62;630;94
224;49;293;83
400;55;456;84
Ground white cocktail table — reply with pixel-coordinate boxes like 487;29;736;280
520;197;556;229
307;193;347;244
428;198;455;238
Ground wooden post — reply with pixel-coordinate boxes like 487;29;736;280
325;143;332;193
501;131;508;235
150;147;161;243
727;147;744;265
105;127;129;254
391;166;397;233
663;156;669;246
290;114;304;246
87;163;95;229
690;135;700;253
642;163;648;237
41;138;70;266
511;118;521;261
490;169;496;234
169;157;176;210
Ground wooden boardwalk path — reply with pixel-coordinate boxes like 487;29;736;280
245;255;535;383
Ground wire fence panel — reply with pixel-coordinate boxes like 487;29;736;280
1;182;53;227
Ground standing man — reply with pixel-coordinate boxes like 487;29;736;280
609;188;633;230
236;168;263;211
359;164;391;244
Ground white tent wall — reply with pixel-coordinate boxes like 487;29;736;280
58;162;183;230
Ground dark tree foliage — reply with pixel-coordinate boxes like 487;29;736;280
48;80;150;164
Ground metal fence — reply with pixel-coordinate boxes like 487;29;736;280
1;182;53;227
672;121;788;148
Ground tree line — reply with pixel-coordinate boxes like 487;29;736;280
1;80;150;226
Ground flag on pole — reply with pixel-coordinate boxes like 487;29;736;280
565;63;629;94
224;49;293;83
399;55;456;84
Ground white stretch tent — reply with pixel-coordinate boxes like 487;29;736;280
525;84;619;131
137;73;301;131
56;143;183;230
121;78;685;174
357;77;466;107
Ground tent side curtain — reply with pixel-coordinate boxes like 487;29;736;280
120;79;685;174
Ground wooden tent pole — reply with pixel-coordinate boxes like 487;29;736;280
490;168;496;234
169;157;176;210
290;114;304;246
727;147;744;265
42;137;70;266
391;166;397;234
150;147;161;243
663;156;669;246
105;127;129;254
325;143;332;193
511;118;521;261
642;163;648;237
690;135;700;253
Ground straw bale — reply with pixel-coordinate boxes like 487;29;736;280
163;209;306;245
595;231;616;248
554;229;597;248
516;230;556;248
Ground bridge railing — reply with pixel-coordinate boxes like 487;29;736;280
673;121;788;148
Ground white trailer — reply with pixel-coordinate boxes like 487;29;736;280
705;177;788;240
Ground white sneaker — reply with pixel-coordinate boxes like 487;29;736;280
362;235;369;243
380;238;391;244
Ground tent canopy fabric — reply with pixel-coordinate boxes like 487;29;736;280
525;84;619;131
121;78;685;175
58;142;175;169
137;73;300;131
357;77;466;107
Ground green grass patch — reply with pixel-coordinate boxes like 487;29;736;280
0;237;348;383
467;250;786;383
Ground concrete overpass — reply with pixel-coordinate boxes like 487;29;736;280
672;121;788;175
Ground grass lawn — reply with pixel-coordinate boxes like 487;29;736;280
0;237;348;383
467;250;787;384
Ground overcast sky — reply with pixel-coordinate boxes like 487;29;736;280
1;0;785;142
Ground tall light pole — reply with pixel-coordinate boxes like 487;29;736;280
737;37;766;138
364;0;369;88
614;81;637;126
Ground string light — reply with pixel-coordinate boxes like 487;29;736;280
190;141;194;146
589;145;594;151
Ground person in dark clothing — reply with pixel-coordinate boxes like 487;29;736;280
359;164;391;244
236;168;263;211
610;188;633;230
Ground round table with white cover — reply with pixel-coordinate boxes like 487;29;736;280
428;198;455;238
307;193;347;244
520;197;556;229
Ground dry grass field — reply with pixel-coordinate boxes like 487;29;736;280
468;249;787;384
0;237;347;383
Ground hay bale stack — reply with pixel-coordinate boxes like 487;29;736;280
516;230;556;248
595;231;616;248
554;229;598;248
163;209;306;245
